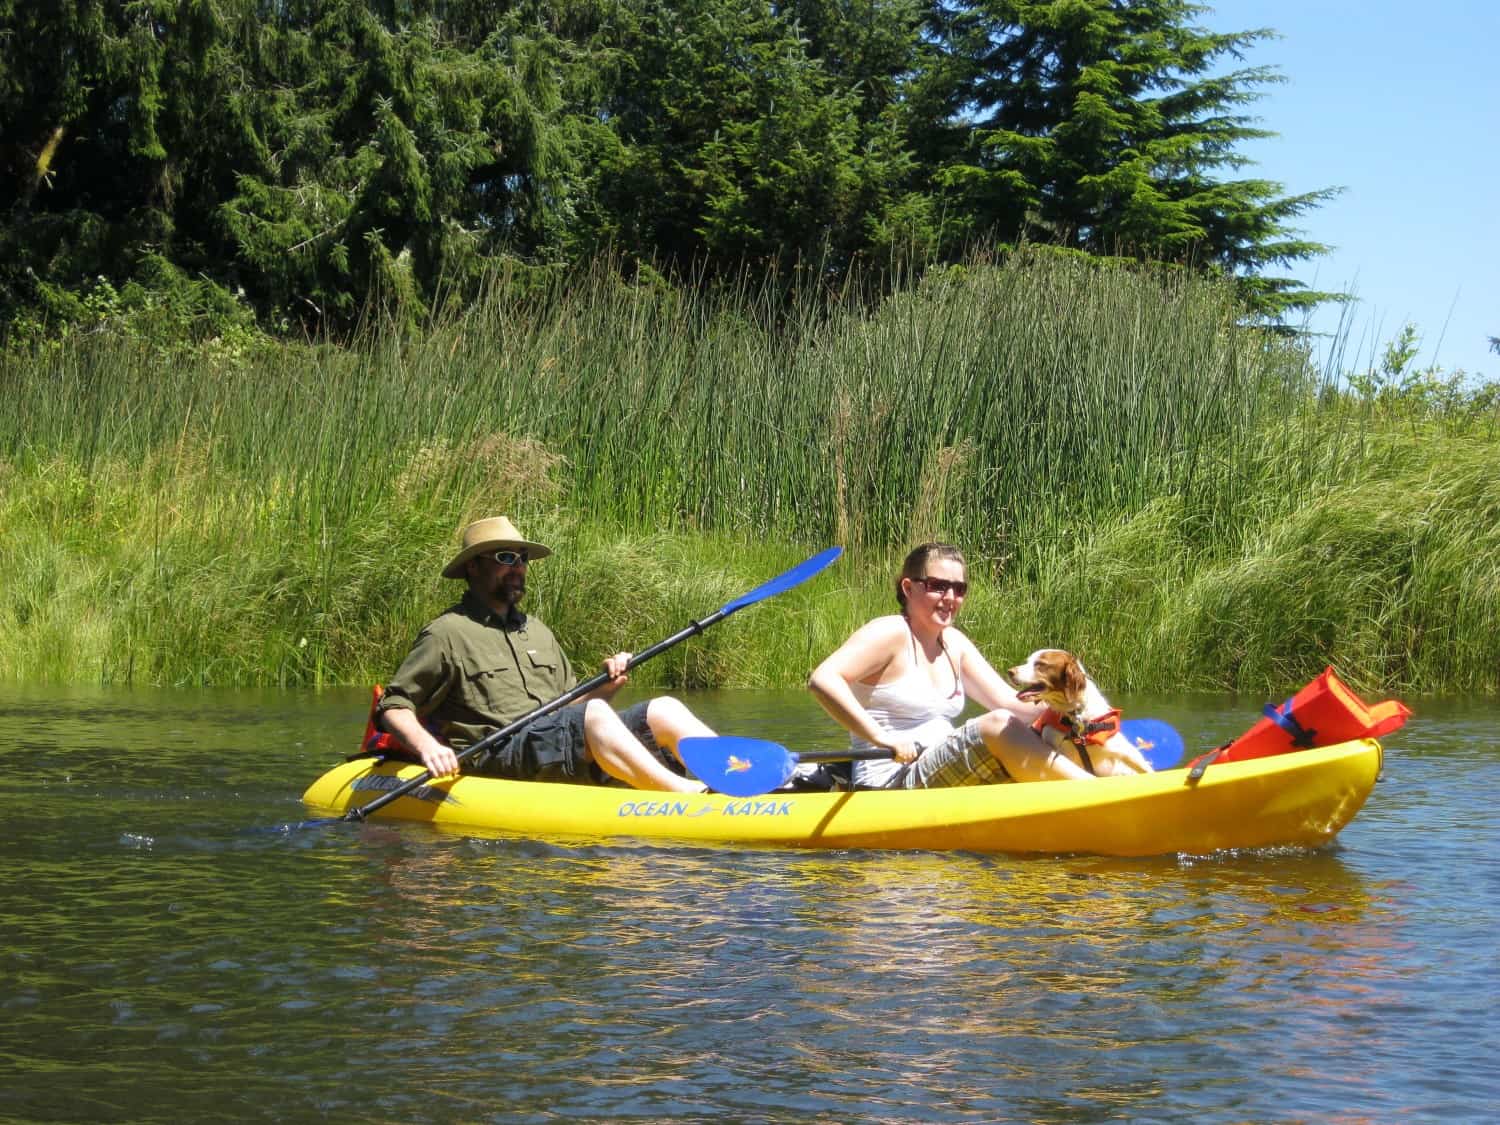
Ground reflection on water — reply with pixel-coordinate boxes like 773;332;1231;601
0;683;1494;1123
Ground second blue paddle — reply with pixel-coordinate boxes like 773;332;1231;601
1119;718;1185;770
678;736;891;797
681;719;1186;797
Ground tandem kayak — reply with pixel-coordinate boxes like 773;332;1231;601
301;738;1383;856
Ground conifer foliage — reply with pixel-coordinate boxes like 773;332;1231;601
0;0;1337;337
928;0;1338;314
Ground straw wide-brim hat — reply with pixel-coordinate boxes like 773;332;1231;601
441;516;552;578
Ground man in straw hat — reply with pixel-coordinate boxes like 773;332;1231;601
376;516;714;792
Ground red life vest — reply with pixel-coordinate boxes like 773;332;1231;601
358;685;439;762
1033;707;1122;746
1207;666;1410;765
1033;707;1122;775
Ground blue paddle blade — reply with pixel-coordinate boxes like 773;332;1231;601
678;736;797;797
718;547;842;616
1120;718;1185;770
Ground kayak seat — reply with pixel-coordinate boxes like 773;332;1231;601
350;684;432;764
782;762;851;792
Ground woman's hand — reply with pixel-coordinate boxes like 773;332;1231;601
878;733;922;764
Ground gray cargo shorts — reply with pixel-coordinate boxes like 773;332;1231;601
467;701;680;785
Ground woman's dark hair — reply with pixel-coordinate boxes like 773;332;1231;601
897;542;966;609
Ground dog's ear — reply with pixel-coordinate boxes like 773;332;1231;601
1061;654;1087;699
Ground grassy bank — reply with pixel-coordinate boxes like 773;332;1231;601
2;253;1496;695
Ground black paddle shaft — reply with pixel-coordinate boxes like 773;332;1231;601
791;748;898;764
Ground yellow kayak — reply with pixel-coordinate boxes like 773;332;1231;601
301;738;1382;856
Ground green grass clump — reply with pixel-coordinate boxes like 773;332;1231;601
977;426;1500;696
1;251;1496;694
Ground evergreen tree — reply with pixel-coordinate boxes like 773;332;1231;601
777;0;923;126
927;0;1337;315
1;0;1345;335
218;1;609;330
583;0;926;276
777;0;945;262
0;1;258;325
1;1;612;336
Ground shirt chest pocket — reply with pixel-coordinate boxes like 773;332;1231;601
523;648;559;678
464;660;520;713
463;650;561;714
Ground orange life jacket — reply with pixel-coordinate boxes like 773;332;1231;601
1208;666;1411;765
357;685;441;762
1032;707;1122;775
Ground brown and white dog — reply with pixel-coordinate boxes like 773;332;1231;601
1003;649;1153;775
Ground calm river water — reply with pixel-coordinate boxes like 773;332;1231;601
2;683;1495;1123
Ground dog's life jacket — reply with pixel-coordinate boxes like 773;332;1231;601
1033;707;1122;775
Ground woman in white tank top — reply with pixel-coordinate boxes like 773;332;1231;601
808;544;1096;789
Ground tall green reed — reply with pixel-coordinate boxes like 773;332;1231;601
2;251;1494;692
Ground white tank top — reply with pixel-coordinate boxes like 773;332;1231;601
849;629;965;788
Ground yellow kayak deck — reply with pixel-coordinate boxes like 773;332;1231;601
302;738;1383;856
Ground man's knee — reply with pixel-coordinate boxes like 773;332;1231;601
645;695;712;747
583;698;627;742
646;695;689;727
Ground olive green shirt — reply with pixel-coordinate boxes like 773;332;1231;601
377;591;576;750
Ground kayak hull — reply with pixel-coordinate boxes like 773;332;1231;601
301;739;1382;856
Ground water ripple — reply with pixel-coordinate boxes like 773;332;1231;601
0;686;1494;1122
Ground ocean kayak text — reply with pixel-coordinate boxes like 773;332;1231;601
616;798;792;818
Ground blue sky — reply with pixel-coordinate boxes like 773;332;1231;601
1202;0;1497;381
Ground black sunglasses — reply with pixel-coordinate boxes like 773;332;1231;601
488;549;529;566
914;576;967;597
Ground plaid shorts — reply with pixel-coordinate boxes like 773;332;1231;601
467;701;677;785
888;717;1014;789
